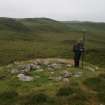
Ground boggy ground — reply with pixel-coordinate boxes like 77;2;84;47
0;58;105;105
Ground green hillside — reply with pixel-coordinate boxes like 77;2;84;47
0;17;34;40
0;17;105;67
63;21;105;32
19;18;70;32
0;17;30;32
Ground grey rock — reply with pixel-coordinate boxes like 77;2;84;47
49;63;62;69
36;59;43;65
25;64;31;72
33;61;38;65
18;64;36;73
30;64;37;70
63;71;72;78
43;60;50;65
17;74;33;81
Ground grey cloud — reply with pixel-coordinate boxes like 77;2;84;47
0;0;105;22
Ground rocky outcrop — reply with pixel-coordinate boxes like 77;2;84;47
9;58;74;81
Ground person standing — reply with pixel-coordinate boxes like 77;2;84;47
73;41;84;67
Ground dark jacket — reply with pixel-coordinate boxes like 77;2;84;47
73;42;84;59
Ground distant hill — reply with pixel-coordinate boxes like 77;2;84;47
19;18;70;32
0;17;30;32
63;21;105;33
1;17;105;38
1;17;105;34
0;17;71;40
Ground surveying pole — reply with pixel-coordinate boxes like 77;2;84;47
82;30;86;69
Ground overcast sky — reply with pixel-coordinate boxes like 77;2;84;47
0;0;105;22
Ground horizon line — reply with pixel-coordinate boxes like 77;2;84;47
0;16;105;23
